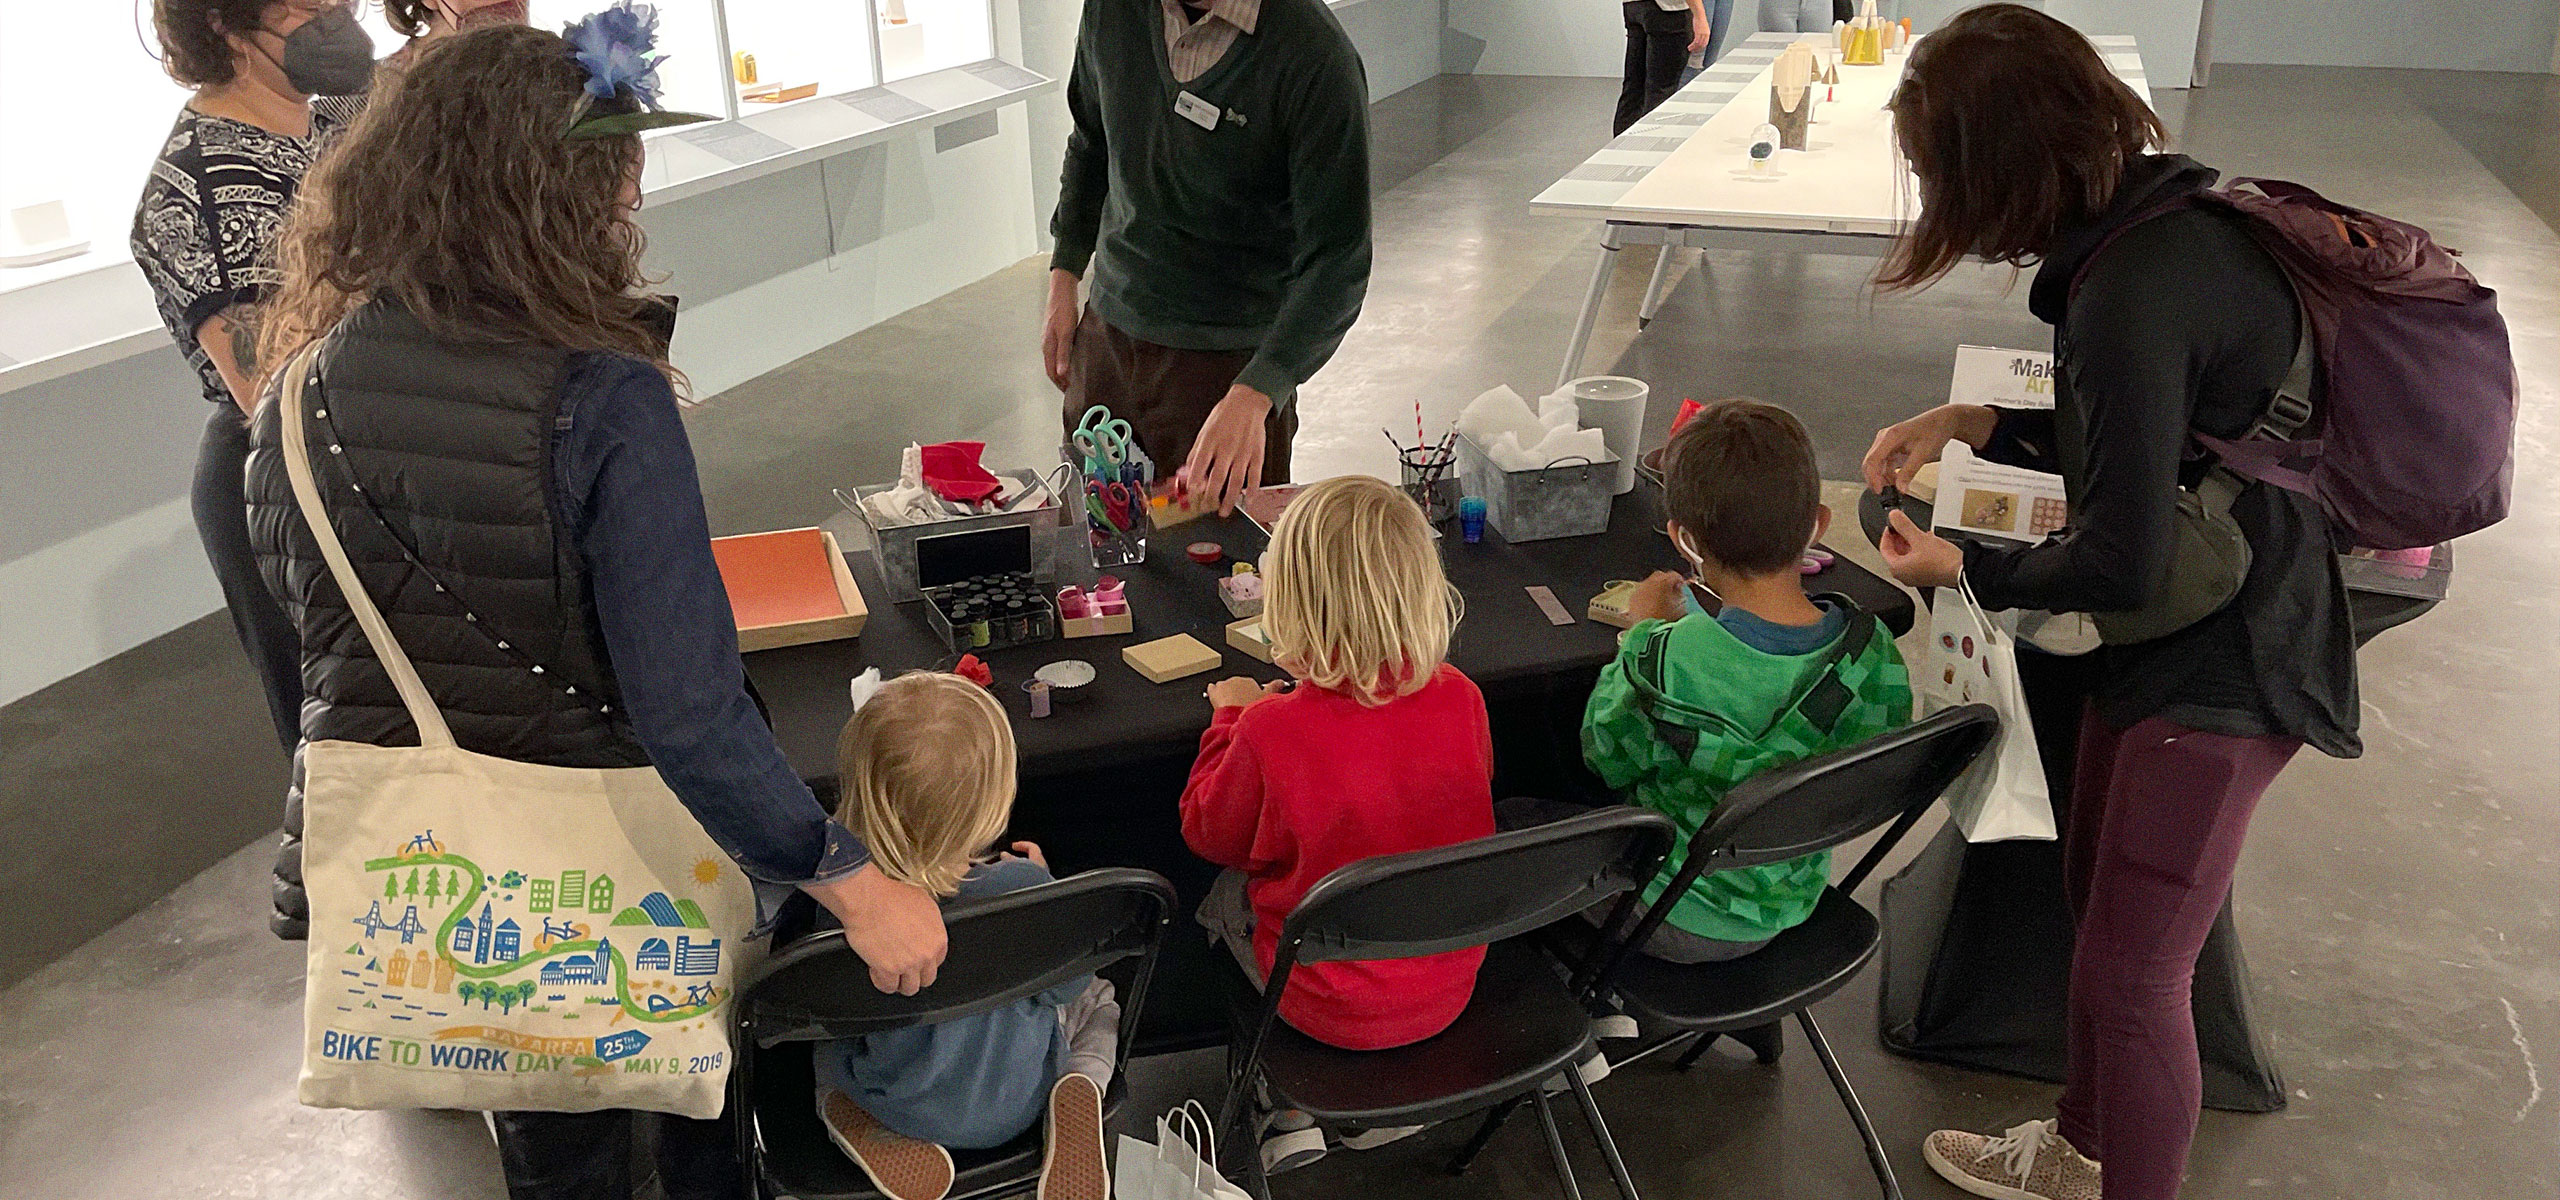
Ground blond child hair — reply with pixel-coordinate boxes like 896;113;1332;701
833;672;1016;896
1260;475;1463;705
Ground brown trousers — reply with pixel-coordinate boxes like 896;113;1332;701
1061;307;1295;485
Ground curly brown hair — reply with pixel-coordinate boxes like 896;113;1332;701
154;0;279;88
261;25;676;389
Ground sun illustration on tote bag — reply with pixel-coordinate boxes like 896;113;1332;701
691;858;723;886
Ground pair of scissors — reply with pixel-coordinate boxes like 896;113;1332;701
1072;405;1136;479
1087;480;1140;531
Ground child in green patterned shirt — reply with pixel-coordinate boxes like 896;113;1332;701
1575;399;1911;962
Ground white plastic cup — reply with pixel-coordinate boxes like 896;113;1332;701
1567;375;1648;495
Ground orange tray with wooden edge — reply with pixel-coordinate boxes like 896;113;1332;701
710;527;869;652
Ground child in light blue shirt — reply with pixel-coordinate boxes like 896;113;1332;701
814;671;1117;1199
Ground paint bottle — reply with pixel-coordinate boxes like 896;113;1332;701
1459;496;1487;544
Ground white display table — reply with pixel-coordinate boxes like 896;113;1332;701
1530;32;2148;386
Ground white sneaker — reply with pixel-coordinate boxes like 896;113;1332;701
1336;1123;1429;1151
1260;1125;1326;1175
1921;1119;2102;1200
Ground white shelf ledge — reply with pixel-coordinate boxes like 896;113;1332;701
0;57;1052;399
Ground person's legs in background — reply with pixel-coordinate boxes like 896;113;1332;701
1615;2;1653;136
1633;7;1691;128
193;405;305;752
1703;0;1735;67
2053;717;2300;1199
1756;0;1829;34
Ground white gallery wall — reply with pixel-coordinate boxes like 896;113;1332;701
2210;0;2560;75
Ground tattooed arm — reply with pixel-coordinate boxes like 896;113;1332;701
198;304;263;417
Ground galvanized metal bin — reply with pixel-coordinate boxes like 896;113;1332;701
1454;434;1617;543
836;466;1087;602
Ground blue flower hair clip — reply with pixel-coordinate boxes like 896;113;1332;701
562;1;714;140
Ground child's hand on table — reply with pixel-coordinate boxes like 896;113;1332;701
1206;676;1287;710
1627;571;1691;624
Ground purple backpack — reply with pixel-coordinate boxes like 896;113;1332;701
2184;179;2517;551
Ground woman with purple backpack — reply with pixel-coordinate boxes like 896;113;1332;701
1854;7;2366;1199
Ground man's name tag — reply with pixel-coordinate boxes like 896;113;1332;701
1173;90;1221;131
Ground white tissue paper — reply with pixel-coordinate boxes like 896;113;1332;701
1455;386;1544;451
1460;384;1618;471
1536;391;1580;430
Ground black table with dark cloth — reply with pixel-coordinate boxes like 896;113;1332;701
744;485;1913;1052
1856;490;2438;1113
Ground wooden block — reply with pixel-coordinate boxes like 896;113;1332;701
1123;634;1221;684
1060;610;1134;639
1226;617;1276;664
1588;580;1641;630
713;528;868;652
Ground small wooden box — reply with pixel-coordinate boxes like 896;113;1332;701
1124;634;1221;684
1588;580;1641;630
1060;610;1134;639
712;527;868;652
1225;617;1276;664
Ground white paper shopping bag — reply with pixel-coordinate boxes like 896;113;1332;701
1114;1102;1252;1200
1918;578;2056;843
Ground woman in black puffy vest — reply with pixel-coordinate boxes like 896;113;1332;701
244;23;943;1200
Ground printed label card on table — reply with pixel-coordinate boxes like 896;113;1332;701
1948;344;2056;411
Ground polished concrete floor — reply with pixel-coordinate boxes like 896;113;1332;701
3;66;2556;1199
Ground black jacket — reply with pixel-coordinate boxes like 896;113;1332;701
1963;154;2360;757
245;301;649;937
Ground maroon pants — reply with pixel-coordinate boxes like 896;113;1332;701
2057;711;2300;1200
1061;308;1295;485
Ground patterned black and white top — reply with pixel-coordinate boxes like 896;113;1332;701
130;106;341;405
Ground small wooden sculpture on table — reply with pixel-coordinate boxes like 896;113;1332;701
1770;41;1815;151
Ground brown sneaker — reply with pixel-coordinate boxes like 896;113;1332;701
1039;1073;1110;1200
1922;1119;2102;1200
818;1088;955;1200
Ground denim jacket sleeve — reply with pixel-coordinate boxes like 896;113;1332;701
551;354;868;923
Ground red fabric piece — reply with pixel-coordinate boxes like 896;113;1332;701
917;441;1003;504
952;654;994;689
1180;665;1496;1050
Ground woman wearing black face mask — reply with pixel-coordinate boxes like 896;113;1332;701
131;0;375;764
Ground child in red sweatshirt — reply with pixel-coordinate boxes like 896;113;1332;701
1181;475;1496;1055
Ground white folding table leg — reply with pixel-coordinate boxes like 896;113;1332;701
1559;227;1623;389
1637;243;1677;328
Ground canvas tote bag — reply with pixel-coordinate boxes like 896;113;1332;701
1917;576;2056;843
280;346;754;1118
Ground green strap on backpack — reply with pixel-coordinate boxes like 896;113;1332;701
1625;593;1877;766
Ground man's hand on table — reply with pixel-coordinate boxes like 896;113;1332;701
1181;384;1273;517
803;863;948;996
1042;269;1081;392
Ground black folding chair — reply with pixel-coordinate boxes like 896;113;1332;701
1212;807;1676;1200
732;868;1177;1200
1548;704;2001;1200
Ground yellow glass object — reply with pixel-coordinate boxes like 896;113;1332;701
731;51;757;85
1843;23;1884;66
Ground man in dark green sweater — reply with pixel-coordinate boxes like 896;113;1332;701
1044;0;1373;514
